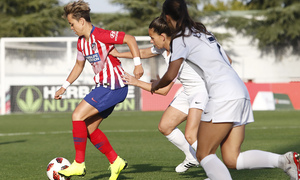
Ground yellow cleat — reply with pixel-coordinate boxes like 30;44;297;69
58;160;86;177
108;156;128;180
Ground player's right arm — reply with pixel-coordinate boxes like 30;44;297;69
122;72;173;96
110;47;157;59
54;59;86;99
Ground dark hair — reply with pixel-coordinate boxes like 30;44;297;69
149;17;172;37
161;0;210;40
63;0;91;22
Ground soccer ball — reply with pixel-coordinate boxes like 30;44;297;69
47;157;71;180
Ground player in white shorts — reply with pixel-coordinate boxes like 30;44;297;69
152;0;300;180
110;17;208;173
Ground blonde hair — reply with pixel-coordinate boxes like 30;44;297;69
63;0;91;22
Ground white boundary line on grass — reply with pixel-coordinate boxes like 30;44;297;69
1;126;300;137
0;129;158;137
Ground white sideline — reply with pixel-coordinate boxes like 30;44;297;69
0;126;299;137
0;129;158;137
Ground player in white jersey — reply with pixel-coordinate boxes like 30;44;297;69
110;17;208;173
54;1;143;179
152;0;300;180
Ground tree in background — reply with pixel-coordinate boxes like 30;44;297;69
0;0;66;37
2;0;298;59
214;0;300;58
91;0;201;36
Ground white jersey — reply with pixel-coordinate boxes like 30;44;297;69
170;30;250;102
151;46;206;96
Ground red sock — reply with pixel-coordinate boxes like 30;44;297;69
89;129;118;164
72;121;87;163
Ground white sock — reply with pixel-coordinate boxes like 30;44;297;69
192;141;197;151
165;127;197;161
236;150;280;170
201;154;232;180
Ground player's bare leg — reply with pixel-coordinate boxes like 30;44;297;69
197;121;233;180
174;108;202;172
185;108;202;147
159;106;199;172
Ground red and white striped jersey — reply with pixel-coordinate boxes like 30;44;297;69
76;25;126;90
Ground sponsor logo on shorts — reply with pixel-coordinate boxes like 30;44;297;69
195;102;201;104
204;111;209;114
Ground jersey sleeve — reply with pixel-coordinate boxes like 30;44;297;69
76;38;85;61
77;50;85;61
170;37;190;62
151;46;165;55
94;28;125;45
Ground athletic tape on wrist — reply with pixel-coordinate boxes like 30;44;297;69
62;81;70;89
133;57;141;66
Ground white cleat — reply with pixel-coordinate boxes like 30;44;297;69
175;158;199;173
278;151;300;180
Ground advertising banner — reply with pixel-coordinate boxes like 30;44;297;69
141;84;183;111
142;82;300;111
10;85;139;113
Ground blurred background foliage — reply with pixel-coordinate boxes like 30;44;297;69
0;0;66;37
1;0;300;56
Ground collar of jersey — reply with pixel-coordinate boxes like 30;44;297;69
90;25;95;35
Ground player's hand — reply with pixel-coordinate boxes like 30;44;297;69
54;87;66;100
133;64;144;79
109;48;118;57
121;72;139;86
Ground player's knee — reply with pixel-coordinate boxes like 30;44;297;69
158;123;172;136
221;148;239;169
72;111;84;121
196;150;209;162
158;124;167;135
196;146;218;162
223;158;237;169
184;133;196;145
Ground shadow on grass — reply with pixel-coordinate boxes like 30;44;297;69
89;163;162;180
177;167;207;179
0;140;27;145
89;164;208;180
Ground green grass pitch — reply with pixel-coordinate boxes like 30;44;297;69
0;110;299;179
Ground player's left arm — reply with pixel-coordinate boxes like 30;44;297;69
123;34;144;79
151;58;183;93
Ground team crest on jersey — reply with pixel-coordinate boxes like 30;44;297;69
91;43;97;51
208;36;216;43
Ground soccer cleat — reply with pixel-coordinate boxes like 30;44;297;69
175;158;199;173
108;156;128;180
278;151;300;180
58;160;86;177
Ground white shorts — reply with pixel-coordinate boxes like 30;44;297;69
201;98;254;127
170;91;208;114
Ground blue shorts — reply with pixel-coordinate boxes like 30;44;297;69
84;86;128;118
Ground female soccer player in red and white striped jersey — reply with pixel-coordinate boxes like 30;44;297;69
54;1;143;179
